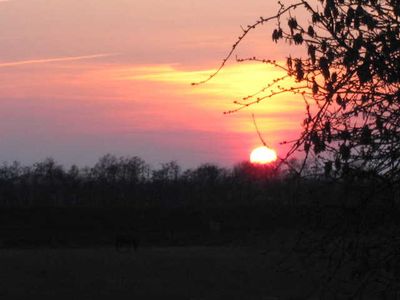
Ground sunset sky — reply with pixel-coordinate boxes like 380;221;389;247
0;0;307;168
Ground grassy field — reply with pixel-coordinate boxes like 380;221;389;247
0;207;392;298
0;246;315;300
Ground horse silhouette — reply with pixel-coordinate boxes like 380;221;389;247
114;230;139;252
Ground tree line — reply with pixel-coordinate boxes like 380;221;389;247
0;154;347;208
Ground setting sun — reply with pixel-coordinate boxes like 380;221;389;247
250;146;277;164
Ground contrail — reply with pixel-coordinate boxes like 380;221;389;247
0;53;120;68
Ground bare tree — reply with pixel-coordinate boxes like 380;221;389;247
195;0;400;297
195;0;399;183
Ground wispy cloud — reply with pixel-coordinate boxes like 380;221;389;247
121;63;303;111
0;53;119;68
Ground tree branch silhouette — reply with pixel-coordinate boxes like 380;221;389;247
194;0;400;296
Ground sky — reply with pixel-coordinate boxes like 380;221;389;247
0;0;308;169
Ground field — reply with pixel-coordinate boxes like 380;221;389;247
0;208;318;299
0;206;395;299
0;245;314;300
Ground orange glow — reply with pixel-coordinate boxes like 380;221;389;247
250;146;277;164
119;63;305;129
0;60;303;166
0;0;311;168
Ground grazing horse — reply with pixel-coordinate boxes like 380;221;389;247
115;231;139;252
208;220;221;234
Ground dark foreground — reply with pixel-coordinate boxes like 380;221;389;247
1;206;398;298
0;246;314;300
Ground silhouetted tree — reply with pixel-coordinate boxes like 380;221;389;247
152;161;181;183
91;154;120;184
195;0;400;297
197;0;399;185
90;154;150;206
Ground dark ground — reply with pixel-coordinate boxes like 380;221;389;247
0;207;316;299
0;206;395;299
0;246;315;300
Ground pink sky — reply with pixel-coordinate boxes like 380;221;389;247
0;0;307;168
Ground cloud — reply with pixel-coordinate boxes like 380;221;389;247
0;53;119;68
